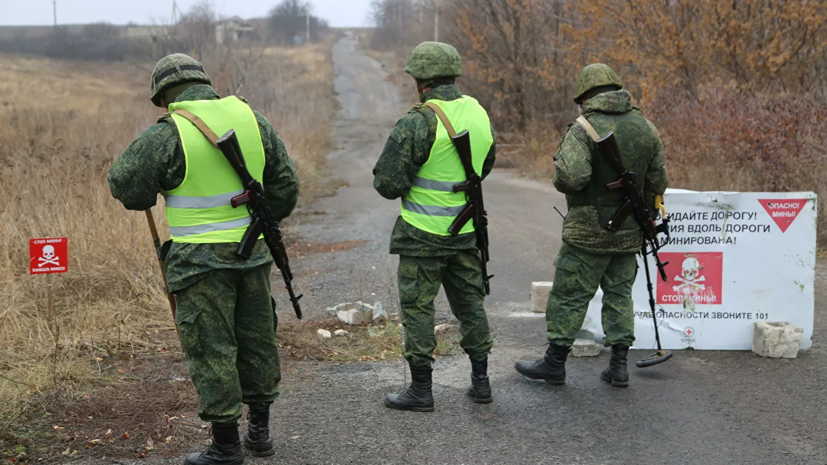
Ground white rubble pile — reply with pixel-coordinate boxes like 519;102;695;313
316;329;332;339
752;321;804;359
434;323;455;335
326;301;389;325
571;338;602;357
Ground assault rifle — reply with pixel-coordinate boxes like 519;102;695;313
216;129;303;319
598;132;671;368
447;129;493;295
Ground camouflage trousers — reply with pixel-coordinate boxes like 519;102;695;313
174;264;281;424
398;251;493;369
546;242;637;347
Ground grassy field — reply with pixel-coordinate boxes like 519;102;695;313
0;42;339;460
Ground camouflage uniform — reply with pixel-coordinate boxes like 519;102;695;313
516;64;667;388
374;83;496;369
377;42;497;410
547;84;668;348
109;83;298;425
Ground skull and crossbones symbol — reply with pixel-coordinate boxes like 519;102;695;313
673;257;705;293
38;245;59;267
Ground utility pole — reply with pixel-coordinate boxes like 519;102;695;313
172;0;180;24
433;0;439;42
52;0;57;27
306;12;310;43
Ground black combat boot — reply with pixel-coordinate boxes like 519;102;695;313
243;404;274;457
514;343;569;385
466;357;493;403
384;366;434;412
601;344;630;387
185;422;244;465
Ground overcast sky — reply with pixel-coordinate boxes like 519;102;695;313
1;0;374;27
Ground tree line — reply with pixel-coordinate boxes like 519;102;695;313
371;0;827;131
370;0;827;244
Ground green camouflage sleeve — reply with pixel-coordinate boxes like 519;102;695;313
373;110;431;200
255;111;299;222
481;124;496;180
552;123;593;194
108;122;184;211
644;119;668;208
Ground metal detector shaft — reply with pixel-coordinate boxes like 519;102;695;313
636;245;673;368
642;246;662;350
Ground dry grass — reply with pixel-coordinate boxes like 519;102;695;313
0;41;336;444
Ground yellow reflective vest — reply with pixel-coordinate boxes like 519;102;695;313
163;96;266;243
401;96;493;236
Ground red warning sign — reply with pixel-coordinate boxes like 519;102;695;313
29;238;68;275
657;252;723;306
759;199;807;233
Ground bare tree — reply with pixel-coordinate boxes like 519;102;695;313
268;0;327;45
179;0;217;60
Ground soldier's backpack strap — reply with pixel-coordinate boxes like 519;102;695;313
576;115;601;142
170;109;220;148
423;102;457;138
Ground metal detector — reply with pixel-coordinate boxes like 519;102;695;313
636;241;673;368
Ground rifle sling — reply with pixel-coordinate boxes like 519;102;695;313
423;102;457;138
576;115;601;142
171;109;220;148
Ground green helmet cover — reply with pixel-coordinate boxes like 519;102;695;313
573;63;623;104
150;54;212;107
405;41;462;80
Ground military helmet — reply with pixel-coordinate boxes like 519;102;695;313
573;63;623;104
149;53;212;107
405;41;462;80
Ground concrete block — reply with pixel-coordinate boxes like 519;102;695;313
337;308;368;325
571;338;602;357
752;321;804;359
531;282;553;313
372;301;388;324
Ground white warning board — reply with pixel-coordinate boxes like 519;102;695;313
583;190;818;351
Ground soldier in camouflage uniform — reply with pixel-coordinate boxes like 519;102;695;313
373;42;497;411
109;54;299;464
515;64;668;388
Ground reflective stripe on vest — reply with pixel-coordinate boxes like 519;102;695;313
400;96;493;236
163;96;265;243
169;216;252;238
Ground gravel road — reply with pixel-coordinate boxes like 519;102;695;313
133;36;827;465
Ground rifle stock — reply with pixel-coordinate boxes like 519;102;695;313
216;129;304;319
